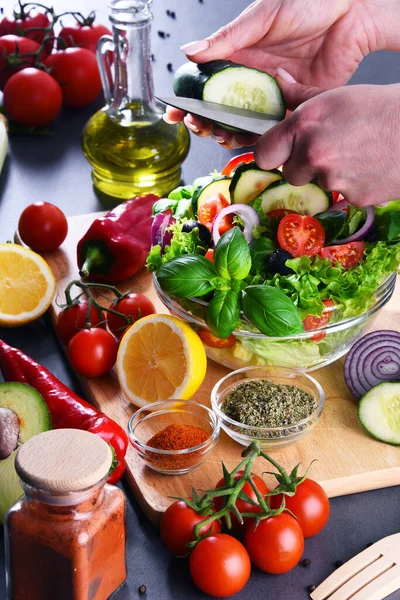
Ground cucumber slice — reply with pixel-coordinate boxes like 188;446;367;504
260;180;331;216
230;162;282;204
173;61;286;119
358;382;400;445
192;177;232;217
0;382;51;522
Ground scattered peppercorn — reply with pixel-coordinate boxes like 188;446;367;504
199;0;204;3
151;54;155;62
167;63;173;72
166;9;176;18
301;558;312;568
335;560;344;569
158;31;167;38
307;585;316;593
138;584;147;594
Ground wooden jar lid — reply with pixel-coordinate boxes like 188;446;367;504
15;429;112;493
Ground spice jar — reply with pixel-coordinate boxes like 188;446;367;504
4;429;126;600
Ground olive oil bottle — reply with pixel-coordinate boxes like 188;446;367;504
82;0;190;201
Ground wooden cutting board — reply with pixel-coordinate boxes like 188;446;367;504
44;212;400;526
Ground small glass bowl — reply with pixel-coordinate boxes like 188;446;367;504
128;400;220;475
211;366;324;450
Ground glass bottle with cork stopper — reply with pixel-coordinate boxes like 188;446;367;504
4;429;126;600
82;0;190;202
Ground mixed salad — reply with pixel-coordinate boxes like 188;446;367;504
148;152;400;368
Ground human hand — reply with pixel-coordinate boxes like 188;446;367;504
254;79;400;207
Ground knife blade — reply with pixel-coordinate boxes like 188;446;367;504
156;96;282;136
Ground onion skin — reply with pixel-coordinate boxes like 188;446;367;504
151;211;175;251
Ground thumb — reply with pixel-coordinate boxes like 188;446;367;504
275;69;326;111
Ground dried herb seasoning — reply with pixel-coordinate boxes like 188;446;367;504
221;380;317;430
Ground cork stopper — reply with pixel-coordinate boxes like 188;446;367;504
15;429;112;493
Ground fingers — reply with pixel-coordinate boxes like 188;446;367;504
210;126;259;149
254;119;294;170
275;70;326;111
163;106;186;123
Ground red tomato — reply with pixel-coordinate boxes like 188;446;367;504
0;35;44;90
303;299;334;343
204;249;214;263
4;68;62;127
198;329;236;349
68;328;118;378
18;202;68;251
107;293;156;336
214;471;268;529
278;214;325;258
331;191;340;203
45;48;102;108
266;209;298;220
189;534;251;598
59;22;111;54
56;302;104;346
320;242;364;269
221;152;255;176
0;11;53;54
270;479;330;538
198;193;231;232
244;513;304;574
160;501;221;556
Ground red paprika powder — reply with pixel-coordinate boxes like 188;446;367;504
146;424;210;471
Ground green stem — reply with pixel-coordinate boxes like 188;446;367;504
62;280;132;327
260;450;292;485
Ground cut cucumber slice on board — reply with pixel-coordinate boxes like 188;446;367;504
260;180;332;216
358;382;400;445
230;162;282;204
192;177;232;216
173;60;286;119
0;382;51;522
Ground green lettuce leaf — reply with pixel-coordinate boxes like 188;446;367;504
238;336;321;369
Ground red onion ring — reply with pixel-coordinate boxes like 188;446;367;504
151;211;175;251
212;204;260;245
332;206;375;244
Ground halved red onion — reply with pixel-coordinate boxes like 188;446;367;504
151;211;175;251
344;330;400;399
332;206;374;244
328;199;349;212
212;204;260;245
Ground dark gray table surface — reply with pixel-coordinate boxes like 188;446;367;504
1;0;400;598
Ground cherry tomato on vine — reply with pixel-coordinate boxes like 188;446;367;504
213;470;269;530
59;21;111;54
0;11;53;55
320;242;364;269
56;302;104;346
278;214;325;258
45;48;102;108
198;193;231;232
198;329;236;349
4;68;62;127
160;500;221;557
106;293;156;336
18;202;68;252
244;513;304;573
270;479;330;538
68;328;118;378
221;152;255;176
303;299;334;343
0;35;44;90
189;533;251;598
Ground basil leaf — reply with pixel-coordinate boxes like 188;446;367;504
241;285;304;336
214;227;251;280
167;185;194;200
174;198;193;220
157;255;217;297
210;277;231;291
314;210;347;244
152;198;178;215
249;237;276;274
339;206;366;238
205;289;240;339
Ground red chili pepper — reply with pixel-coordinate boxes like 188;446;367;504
77;194;159;283
0;340;128;484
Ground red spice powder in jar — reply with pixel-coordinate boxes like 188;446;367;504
146;424;210;470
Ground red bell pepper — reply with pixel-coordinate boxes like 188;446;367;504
77;194;159;283
0;340;128;484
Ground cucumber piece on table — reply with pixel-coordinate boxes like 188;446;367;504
173;60;286;119
260;180;332;216
230;162;282;204
192;177;232;217
358;382;400;445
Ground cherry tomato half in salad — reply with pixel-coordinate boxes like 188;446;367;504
320;242;364;269
278;214;325;258
270;479;330;538
303;299;334;343
107;293;156;337
56;302;104;346
198;193;231;232
198;329;236;349
221;152;255;176
204;249;214;263
18;202;68;251
213;470;269;530
266;209;298;220
160;500;221;557
68;328;118;378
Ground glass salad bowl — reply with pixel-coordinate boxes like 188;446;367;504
153;273;397;372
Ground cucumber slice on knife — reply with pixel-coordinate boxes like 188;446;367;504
173;60;286;119
192;177;232;217
230;162;282;204
260;180;332;216
358;382;400;445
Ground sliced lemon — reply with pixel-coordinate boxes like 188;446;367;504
116;314;207;407
0;244;55;327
